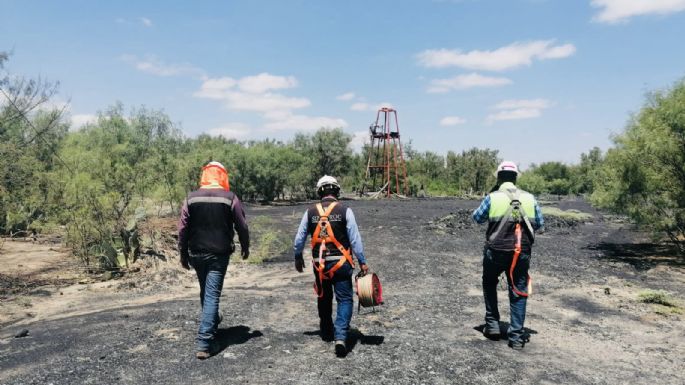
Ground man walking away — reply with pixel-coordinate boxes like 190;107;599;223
472;161;544;350
178;161;250;359
293;175;369;357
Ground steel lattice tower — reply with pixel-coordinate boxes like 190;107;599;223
363;107;408;197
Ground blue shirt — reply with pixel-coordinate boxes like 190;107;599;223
293;206;367;265
472;194;545;230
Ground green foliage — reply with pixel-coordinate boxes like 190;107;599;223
242;215;291;264
570;147;603;194
293;128;352;198
0;61;66;234
638;289;678;307
517;172;548;194
541;207;593;221
518;151;605;196
591;79;685;251
445;148;500;194
56;104;186;266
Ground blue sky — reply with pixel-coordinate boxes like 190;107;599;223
2;0;685;167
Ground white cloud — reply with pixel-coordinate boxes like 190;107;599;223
194;74;307;112
439;116;467;126
591;0;685;23
493;98;552;110
263;112;347;131
193;77;237;99
207;123;252;139
195;73;347;132
427;73;512;93
237;73;298;94
486;98;552;123
223;92;310;112
350;102;370;111
140;17;153;27
351;101;395;112
349;130;369;152
417;40;576;71
121;54;204;77
486;108;542;122
34;99;70;112
336;92;356;101
71;114;97;129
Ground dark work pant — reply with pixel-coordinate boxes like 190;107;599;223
313;261;354;342
190;252;229;351
482;247;530;343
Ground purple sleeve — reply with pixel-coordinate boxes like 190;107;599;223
178;199;190;258
232;195;250;250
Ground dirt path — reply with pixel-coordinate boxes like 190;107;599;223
1;199;684;385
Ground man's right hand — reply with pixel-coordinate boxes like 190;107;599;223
180;256;190;270
295;255;304;273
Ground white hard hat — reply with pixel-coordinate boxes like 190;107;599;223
204;161;226;171
495;161;519;176
316;175;340;189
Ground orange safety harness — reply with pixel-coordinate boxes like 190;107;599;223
311;202;354;298
510;223;532;298
489;189;533;298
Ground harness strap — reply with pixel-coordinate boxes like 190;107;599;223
489;189;535;243
310;202;354;298
509;223;532;298
504;189;535;241
490;189;533;298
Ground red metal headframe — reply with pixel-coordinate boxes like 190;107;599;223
364;107;408;197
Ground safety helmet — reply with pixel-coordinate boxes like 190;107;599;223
316;175;341;197
205;161;226;171
200;161;230;190
316;175;340;189
494;161;519;176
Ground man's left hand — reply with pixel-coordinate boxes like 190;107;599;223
241;249;250;260
359;263;369;276
295;254;304;272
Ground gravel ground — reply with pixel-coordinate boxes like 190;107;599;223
1;198;684;385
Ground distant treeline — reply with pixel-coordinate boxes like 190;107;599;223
2;54;684;260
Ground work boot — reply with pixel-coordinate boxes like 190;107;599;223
320;320;334;342
320;327;334;342
195;340;220;359
334;340;347;358
482;325;501;341
508;339;525;350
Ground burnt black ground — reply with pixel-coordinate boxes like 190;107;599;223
1;198;684;385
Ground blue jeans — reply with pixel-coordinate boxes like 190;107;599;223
314;261;353;342
482;247;530;343
190;252;229;351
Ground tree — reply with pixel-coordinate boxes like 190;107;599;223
569;147;603;194
0;54;67;234
445;148;500;194
293;128;352;198
57;104;185;266
521;161;572;195
592;79;685;252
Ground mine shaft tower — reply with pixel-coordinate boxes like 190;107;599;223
363;107;409;197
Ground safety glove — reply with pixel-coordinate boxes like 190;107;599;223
295;254;305;273
359;263;369;276
180;252;190;270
